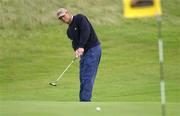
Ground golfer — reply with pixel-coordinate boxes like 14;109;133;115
57;8;101;102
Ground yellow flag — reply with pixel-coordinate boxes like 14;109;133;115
123;0;162;18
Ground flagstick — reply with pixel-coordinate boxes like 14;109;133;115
157;15;166;116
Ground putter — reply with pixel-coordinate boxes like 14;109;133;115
49;57;77;86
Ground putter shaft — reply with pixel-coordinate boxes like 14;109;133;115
49;57;77;86
56;58;76;82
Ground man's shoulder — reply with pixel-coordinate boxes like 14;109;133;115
75;14;86;17
74;14;87;21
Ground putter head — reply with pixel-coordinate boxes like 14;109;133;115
49;82;57;86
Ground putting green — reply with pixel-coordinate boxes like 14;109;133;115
0;101;179;116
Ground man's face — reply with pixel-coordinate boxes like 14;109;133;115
58;12;71;24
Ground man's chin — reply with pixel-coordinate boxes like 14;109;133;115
63;21;69;24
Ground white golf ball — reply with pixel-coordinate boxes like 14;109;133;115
96;107;101;111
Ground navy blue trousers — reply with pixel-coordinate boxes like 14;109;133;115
79;45;101;102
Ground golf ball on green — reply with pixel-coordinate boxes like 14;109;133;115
96;107;101;111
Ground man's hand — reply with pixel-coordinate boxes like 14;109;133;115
75;48;84;58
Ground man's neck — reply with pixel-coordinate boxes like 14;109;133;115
68;16;73;24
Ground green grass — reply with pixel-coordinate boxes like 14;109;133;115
0;0;179;108
1;101;180;116
1;24;179;102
